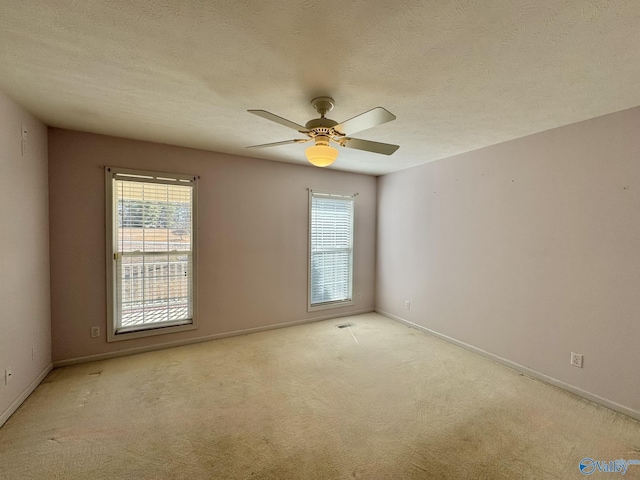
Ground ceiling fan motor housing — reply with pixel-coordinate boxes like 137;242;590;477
305;118;338;130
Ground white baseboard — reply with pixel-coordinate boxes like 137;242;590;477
376;309;640;422
54;308;375;368
0;363;53;428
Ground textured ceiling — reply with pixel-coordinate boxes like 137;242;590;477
1;1;640;175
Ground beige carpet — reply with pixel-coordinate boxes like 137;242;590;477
1;313;639;479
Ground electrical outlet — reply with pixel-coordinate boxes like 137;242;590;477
356;292;362;300
404;300;411;310
90;326;100;338
5;368;13;385
571;352;583;368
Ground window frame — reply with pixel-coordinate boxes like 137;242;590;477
105;166;198;342
308;189;355;312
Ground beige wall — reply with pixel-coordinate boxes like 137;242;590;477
48;129;376;363
0;92;51;425
377;106;640;416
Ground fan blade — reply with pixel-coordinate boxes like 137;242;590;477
248;110;308;132
342;137;399;155
246;139;308;149
334;107;396;135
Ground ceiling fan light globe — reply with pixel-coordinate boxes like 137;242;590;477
305;145;338;167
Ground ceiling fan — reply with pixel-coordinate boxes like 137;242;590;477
247;97;399;167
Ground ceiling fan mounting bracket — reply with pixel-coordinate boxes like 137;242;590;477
310;96;335;117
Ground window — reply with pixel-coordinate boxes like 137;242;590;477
309;190;355;311
106;167;197;341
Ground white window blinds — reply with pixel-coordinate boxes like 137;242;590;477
107;168;197;338
309;191;354;308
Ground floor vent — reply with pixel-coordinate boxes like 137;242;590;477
337;323;355;329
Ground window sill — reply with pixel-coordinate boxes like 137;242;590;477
308;300;354;313
107;321;197;342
